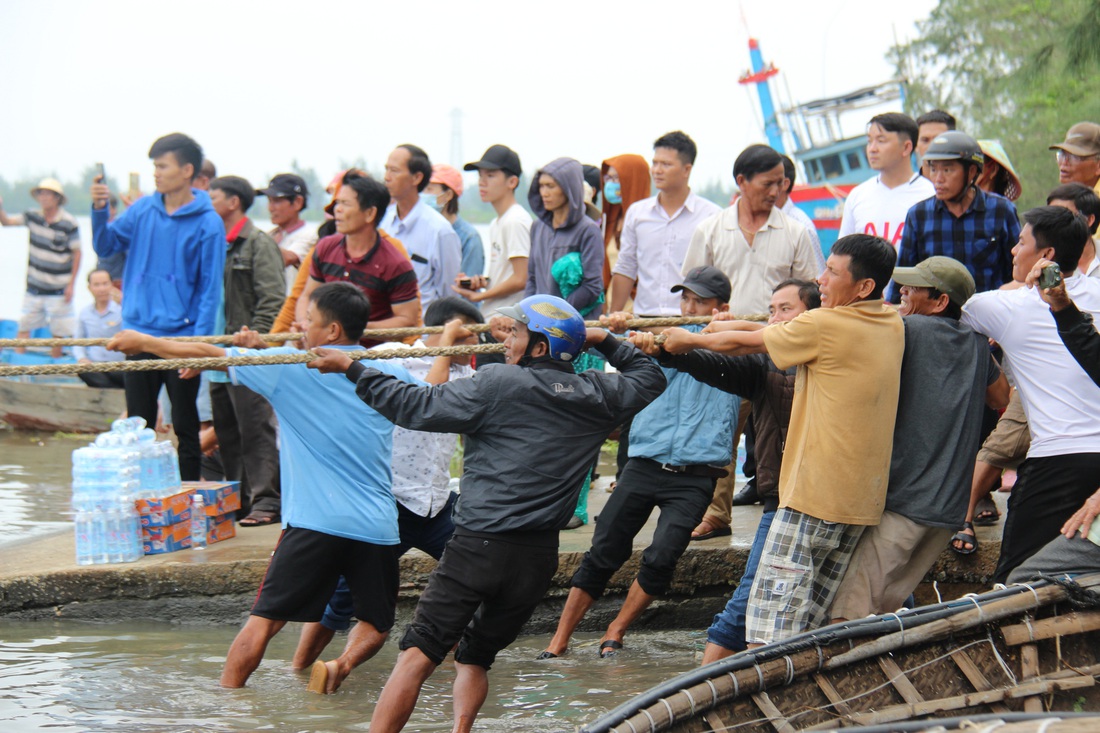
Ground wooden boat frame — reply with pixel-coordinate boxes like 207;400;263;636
582;575;1100;733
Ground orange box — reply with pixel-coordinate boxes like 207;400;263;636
136;489;192;528
203;513;236;544
183;481;241;516
142;521;191;554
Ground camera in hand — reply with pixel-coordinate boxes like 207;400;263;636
1038;262;1063;290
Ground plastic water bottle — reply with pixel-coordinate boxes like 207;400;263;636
135;429;162;498
159;441;181;491
71;432;144;564
191;494;207;550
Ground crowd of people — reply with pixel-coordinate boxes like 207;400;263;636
3;112;1100;732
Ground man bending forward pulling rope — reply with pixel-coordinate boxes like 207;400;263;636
107;282;420;691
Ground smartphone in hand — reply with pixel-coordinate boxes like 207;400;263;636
1038;262;1063;290
95;162;106;183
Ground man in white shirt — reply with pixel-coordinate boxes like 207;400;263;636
681;143;820;539
609;131;720;316
454;145;531;314
381;144;462;312
257;174;318;293
838;113;934;248
960;205;1100;583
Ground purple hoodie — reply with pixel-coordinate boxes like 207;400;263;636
525;157;604;312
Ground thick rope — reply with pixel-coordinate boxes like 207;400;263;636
0;344;506;377
0;314;767;348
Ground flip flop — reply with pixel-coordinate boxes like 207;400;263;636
691;518;732;542
973;497;1000;526
307;660;340;694
535;651;559;660
599;640;623;658
239;509;280;527
951;522;977;556
307;660;329;694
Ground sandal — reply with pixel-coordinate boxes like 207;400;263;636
951;521;977;556
239;509;280;527
973;497;1000;526
599;640;623;658
691;517;732;542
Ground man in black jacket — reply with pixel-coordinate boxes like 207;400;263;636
307;294;665;733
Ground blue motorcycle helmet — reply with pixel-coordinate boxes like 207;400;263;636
496;294;587;362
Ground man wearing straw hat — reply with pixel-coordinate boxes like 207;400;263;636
0;178;81;358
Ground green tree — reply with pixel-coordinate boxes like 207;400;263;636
890;0;1100;209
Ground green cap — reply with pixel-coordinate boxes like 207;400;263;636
892;256;976;306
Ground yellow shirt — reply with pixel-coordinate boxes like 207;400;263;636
761;300;904;525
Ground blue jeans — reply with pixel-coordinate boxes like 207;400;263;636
321;493;458;631
706;508;775;652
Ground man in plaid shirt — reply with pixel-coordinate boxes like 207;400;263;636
890;131;1020;302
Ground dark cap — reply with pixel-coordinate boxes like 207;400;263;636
892;255;975;306
210;175;255;213
671;265;732;303
1049;122;1100;158
464;144;522;177
256;173;309;200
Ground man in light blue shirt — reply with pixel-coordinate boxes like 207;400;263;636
541;266;739;659
382;144;462;312
107;282;414;692
73;269;124;389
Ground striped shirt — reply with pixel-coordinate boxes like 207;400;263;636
24;209;80;294
891;189;1020;302
309;231;419;347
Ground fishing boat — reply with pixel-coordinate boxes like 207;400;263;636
740;38;904;257
0;321;124;433
581;574;1100;732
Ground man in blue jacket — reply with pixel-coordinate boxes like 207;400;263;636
90;132;225;480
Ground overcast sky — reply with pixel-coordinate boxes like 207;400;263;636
1;0;938;194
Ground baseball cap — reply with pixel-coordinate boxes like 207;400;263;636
1050;122;1100;158
210;175;255;212
30;178;66;205
256;173;309;199
891;256;976;306
430;164;464;197
464;144;522;177
671;265;732;303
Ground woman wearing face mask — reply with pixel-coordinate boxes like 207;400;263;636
425;164;484;278
600;154;652;309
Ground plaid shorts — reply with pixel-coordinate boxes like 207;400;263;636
745;507;864;646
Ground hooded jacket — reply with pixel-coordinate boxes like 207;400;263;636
92;189;225;337
526;158;604;313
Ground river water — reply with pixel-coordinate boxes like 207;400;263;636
0;621;703;732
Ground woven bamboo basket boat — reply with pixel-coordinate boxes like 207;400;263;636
581;575;1100;732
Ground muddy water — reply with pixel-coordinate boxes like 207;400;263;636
0;621;703;732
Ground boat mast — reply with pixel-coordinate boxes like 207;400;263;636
739;38;785;154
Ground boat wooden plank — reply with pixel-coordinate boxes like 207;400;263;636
751;691;797;733
950;649;1011;713
812;673;854;716
1021;642;1043;713
877;656;924;704
0;378;124;433
820;676;1094;727
1002;611;1100;646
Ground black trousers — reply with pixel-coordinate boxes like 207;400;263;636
210;381;281;515
124;353;201;480
571;457;715;598
994;452;1100;584
79;371;126;389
